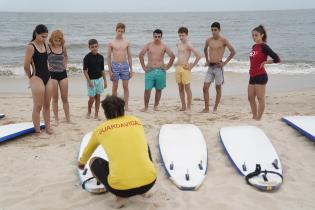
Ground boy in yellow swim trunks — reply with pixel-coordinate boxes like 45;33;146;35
176;27;201;111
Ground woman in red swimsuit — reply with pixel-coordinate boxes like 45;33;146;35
248;25;280;120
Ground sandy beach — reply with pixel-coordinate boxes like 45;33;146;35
0;72;315;210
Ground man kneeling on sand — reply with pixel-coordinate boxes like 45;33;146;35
78;95;157;208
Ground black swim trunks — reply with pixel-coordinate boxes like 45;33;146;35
249;74;268;85
50;71;67;81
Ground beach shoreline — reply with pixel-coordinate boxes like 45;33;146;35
1;72;315;98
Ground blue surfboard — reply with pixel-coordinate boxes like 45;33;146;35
0;122;45;143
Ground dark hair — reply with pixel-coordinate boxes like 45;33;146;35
153;29;163;37
253;25;267;42
31;24;48;41
178;26;188;34
211;22;221;30
116;22;126;31
101;95;125;119
88;39;98;46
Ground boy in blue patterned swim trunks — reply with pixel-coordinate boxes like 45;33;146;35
139;29;175;112
107;23;133;111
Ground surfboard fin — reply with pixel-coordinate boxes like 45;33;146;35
242;162;247;171
272;159;279;169
262;171;268;182
185;169;190;181
83;168;88;175
170;162;174;170
198;160;203;170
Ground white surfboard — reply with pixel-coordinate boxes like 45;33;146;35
282;116;315;142
77;132;109;193
0;113;5;119
159;124;208;190
220;126;283;191
0;122;45;143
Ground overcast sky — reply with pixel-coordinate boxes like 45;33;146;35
0;0;314;12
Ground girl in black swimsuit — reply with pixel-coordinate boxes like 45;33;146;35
24;24;53;134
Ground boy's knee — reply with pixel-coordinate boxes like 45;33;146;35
257;96;264;102
61;97;69;104
178;85;184;91
248;95;255;102
33;104;43;112
43;103;50;110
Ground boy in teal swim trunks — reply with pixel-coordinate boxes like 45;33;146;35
139;29;175;112
83;39;107;119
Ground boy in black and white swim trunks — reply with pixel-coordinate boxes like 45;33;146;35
202;22;236;113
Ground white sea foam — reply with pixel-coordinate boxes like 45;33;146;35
2;57;315;77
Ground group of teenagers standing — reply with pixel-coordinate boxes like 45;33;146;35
23;21;280;135
23;21;281;208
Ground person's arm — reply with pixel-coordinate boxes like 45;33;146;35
220;39;236;68
46;44;53;71
101;56;107;88
139;44;148;72
188;43;201;70
203;39;209;66
83;57;93;88
63;46;68;70
127;42;133;78
163;46;175;70
261;44;281;68
24;44;34;80
78;131;99;169
106;42;113;79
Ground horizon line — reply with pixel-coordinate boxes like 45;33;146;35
0;8;314;13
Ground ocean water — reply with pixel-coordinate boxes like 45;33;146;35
0;9;315;76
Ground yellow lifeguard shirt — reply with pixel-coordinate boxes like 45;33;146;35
79;115;157;190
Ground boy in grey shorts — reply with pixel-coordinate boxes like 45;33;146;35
205;63;224;85
202;22;236;113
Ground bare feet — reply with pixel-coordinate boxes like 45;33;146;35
179;107;186;111
154;106;159;111
212;108;217;113
140;107;148;112
34;131;41;137
94;115;101;121
45;128;53;135
54;117;59;125
125;106;132;112
185;108;191;113
200;109;209;113
86;113;91;119
112;197;128;209
141;191;153;198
